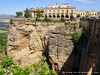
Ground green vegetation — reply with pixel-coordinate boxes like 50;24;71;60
72;32;82;44
0;22;9;31
0;67;5;75
35;18;42;22
36;10;43;18
0;32;8;53
34;17;53;23
43;18;53;22
61;32;81;44
0;22;9;53
60;32;73;37
0;57;14;68
76;14;81;18
60;17;65;22
0;56;57;75
16;12;23;17
65;22;78;25
24;8;32;18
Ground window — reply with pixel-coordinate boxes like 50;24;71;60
57;15;60;18
58;10;59;12
49;15;51;18
61;15;64;18
62;10;64;13
71;10;73;13
66;15;69;18
66;10;68;13
45;15;47;18
53;15;56;18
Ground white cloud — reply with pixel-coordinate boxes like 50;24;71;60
75;0;94;4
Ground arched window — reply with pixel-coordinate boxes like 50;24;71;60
66;15;69;18
45;15;47;18
49;15;51;18
66;10;68;13
57;15;60;18
61;15;64;18
53;15;56;18
70;15;74;19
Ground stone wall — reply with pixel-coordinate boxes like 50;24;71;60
79;18;100;75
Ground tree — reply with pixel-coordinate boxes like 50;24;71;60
16;12;23;17
60;17;65;22
76;14;81;18
24;8;32;18
36;10;43;18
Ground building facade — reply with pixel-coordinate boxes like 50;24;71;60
29;3;99;19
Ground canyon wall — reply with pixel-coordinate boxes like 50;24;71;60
7;19;80;74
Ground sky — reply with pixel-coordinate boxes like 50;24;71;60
0;0;99;15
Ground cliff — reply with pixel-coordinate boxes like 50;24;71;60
7;19;81;74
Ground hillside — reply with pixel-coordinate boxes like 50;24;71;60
0;14;15;19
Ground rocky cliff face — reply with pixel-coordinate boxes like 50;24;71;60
8;19;48;67
7;19;80;74
46;27;74;70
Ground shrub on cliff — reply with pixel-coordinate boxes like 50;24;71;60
0;56;57;75
72;32;81;44
0;57;14;68
43;18;53;22
35;18;42;22
60;17;65;22
0;67;5;75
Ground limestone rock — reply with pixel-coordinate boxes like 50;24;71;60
7;19;79;74
46;27;74;71
7;21;48;67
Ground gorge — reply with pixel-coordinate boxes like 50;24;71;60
5;18;100;75
7;19;81;75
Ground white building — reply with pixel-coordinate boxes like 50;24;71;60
29;3;99;19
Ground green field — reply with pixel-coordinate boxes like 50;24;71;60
0;22;9;31
0;22;9;53
0;30;8;33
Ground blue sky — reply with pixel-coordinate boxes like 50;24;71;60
0;0;99;15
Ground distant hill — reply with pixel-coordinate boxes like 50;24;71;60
0;14;15;19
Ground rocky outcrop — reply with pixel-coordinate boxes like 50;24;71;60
7;19;49;67
7;19;80;74
46;27;74;71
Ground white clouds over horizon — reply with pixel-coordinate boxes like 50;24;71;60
75;0;94;4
